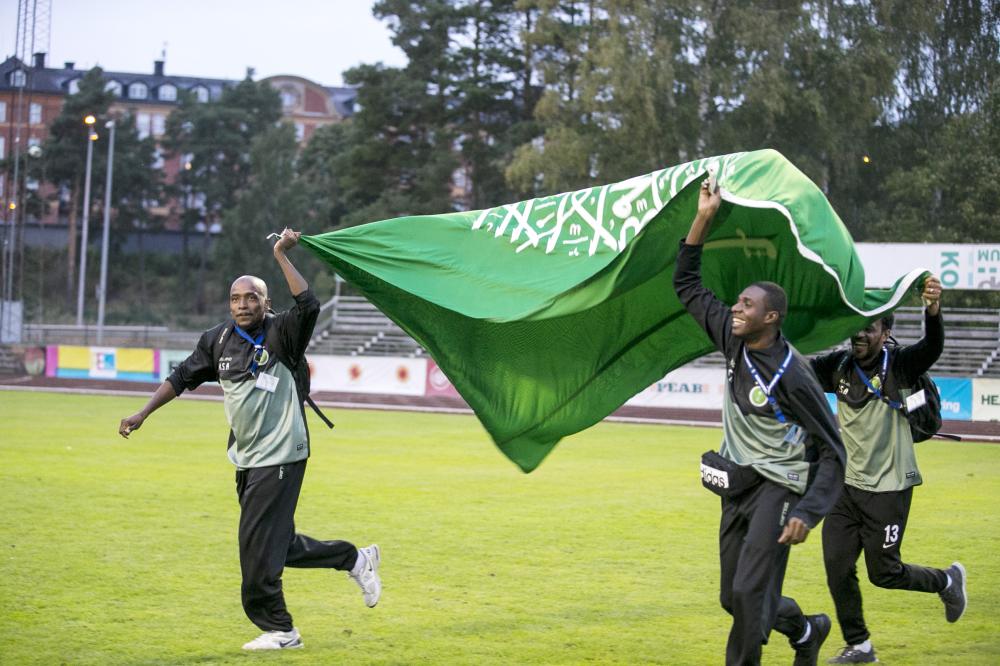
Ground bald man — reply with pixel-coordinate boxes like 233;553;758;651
119;228;381;651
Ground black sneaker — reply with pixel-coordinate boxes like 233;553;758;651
939;561;967;622
827;645;879;663
793;614;832;666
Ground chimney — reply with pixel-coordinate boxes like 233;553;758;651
64;61;75;70
33;52;46;69
154;60;164;76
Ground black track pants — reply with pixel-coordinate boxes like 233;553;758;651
822;485;948;645
236;460;358;631
719;480;809;666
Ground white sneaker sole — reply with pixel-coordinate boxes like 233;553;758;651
366;544;381;608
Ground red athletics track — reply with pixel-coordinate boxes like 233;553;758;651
2;374;998;442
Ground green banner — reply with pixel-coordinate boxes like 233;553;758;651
302;149;926;472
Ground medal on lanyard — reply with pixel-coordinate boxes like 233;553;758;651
854;348;902;410
234;324;269;376
742;345;793;424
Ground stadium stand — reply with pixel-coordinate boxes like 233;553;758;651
307;296;425;357
21;302;998;376
24;324;200;349
302;299;998;376
891;307;1000;378
687;307;1000;377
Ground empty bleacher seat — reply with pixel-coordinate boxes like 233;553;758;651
306;298;999;375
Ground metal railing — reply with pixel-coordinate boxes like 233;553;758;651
22;303;1000;376
22;324;200;349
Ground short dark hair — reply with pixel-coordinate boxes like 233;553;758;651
879;313;894;332
749;281;788;326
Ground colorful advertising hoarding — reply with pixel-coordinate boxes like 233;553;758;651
47;345;158;382
310;355;427;396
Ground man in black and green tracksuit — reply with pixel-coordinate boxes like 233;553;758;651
674;178;846;666
809;280;967;664
119;229;382;651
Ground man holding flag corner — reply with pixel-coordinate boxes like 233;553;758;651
674;176;846;665
809;277;966;664
118;228;382;651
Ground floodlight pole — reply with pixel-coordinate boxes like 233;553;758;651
75;122;97;328
96;120;116;344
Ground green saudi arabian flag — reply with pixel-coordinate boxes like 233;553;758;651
301;149;927;472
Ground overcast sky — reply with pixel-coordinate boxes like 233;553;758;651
0;0;408;86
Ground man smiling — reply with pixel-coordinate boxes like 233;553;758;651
810;277;966;664
674;179;846;666
119;228;382;651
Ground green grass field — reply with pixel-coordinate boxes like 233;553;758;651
1;391;998;665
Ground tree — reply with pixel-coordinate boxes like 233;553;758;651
322;61;456;228
215;124;316;310
164;78;282;312
37;67;114;306
447;0;540;209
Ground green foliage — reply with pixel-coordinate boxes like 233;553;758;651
21;2;1000;327
503;0;997;244
2;393;999;664
37;68;115;191
163;78;283;312
214;124;325;312
164;78;283;219
328;62;457;227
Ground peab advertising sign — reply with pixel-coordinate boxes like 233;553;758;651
628;368;727;410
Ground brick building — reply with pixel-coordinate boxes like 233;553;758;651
0;52;355;230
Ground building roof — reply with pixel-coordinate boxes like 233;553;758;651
0;54;355;116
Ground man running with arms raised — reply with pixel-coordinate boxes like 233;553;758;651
675;178;846;666
810;280;966;664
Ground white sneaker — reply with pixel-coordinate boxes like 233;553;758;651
349;544;382;607
241;627;304;650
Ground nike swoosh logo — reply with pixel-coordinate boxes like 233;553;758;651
279;638;298;647
882;542;898;549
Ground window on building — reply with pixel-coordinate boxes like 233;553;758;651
280;88;299;109
152;148;164;170
192;85;209;103
68;78;81;95
11;70;26;87
105;80;123;97
158;84;177;101
129;82;148;99
0;136;5;159
0;101;6;122
152;114;166;136
29;103;42;124
136;113;151;139
294;123;305;142
28;137;40;148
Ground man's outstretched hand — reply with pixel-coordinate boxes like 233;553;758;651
119;413;145;438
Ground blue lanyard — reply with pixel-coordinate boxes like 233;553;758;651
742;344;794;424
853;348;902;409
233;324;266;375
